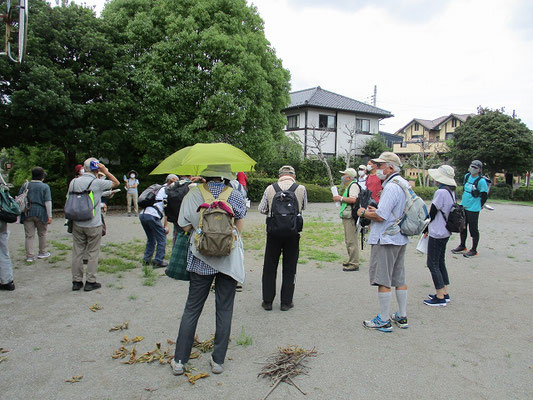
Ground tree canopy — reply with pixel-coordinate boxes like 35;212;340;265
102;0;291;166
362;135;390;158
447;109;533;178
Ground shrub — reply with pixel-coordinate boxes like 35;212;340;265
247;177;331;203
489;184;512;200
512;187;533;201
413;186;437;200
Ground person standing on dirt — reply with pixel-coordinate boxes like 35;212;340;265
171;165;246;376
366;160;382;204
333;168;361;272
0;219;15;291
258;165;307;311
356;152;409;333
125;170;139;217
451;160;488;258
423;165;457;307
69;158;119;291
18;167;53;263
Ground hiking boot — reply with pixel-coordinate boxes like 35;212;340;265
37;252;51;259
152;260;168;268
261;301;272;311
0;281;15;291
343;264;359;271
210;356;224;374
170;359;184;375
424;297;447;307
72;281;84;291
363;314;392;332
428;293;450;303
391;312;409;329
280;302;294;311
451;245;467;254
463;250;478;258
83;282;102;291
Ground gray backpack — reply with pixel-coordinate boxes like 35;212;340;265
64;178;97;221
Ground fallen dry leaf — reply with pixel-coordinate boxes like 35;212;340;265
120;335;131;344
0;356;8;363
89;304;103;312
185;372;209;385
109;322;129;332
65;375;83;383
0;348;9;354
132;336;144;343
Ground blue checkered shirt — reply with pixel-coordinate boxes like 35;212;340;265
187;181;246;275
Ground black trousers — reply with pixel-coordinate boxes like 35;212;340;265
427;236;450;290
460;210;480;251
262;233;300;305
174;272;237;365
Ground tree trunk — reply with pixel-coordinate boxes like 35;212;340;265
64;148;77;185
505;172;513;186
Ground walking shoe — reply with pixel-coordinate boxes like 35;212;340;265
83;282;102;291
280;302;294;311
451;245;467;254
37;252;51;259
72;281;84;291
25;257;34;263
463;250;478;258
343;264;359;271
391;312;409;329
342;262;350;267
152;260;168;268
236;284;243;292
261;301;272;311
128;213;131;217
428;293;450;303
210;356;224;374
424;297;447;307
0;281;15;291
170;358;184;375
363;314;393;332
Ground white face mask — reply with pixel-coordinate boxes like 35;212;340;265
376;169;387;180
469;167;479;175
358;170;365;177
130;174;135;179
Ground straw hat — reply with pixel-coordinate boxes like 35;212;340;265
428;165;457;187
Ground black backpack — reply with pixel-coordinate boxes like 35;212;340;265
266;182;302;236
138;184;163;209
441;189;466;233
164;181;190;224
349;182;373;227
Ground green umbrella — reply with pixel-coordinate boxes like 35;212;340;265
150;143;256;176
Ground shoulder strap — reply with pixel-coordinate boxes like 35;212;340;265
198;183;216;203
287;182;299;193
272;183;281;193
464;173;471;185
217;186;233;203
474;175;482;186
439;188;455;222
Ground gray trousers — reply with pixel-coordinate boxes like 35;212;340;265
174;272;237;365
23;216;48;258
71;224;102;283
0;221;13;284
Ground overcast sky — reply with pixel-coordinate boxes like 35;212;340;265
78;0;533;133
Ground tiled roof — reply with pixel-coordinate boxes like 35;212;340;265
284;87;393;118
397;113;475;134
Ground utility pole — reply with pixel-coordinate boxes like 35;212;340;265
372;85;377;106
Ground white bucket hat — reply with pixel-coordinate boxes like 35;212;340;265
428;165;457;187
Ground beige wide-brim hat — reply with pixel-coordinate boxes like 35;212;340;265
200;164;236;181
371;152;402;167
339;168;357;178
428;165;457;187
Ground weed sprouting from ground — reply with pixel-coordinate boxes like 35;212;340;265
49;240;72;251
236;326;252;347
98;258;138;274
142;265;158;286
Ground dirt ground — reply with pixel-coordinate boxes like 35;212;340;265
1;202;532;400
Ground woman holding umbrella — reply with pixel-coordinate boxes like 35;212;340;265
171;164;247;376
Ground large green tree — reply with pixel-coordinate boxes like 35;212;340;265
362;135;390;158
0;0;133;179
102;0;291;166
447;109;533;179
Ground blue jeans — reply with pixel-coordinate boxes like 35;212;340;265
427;236;450;290
139;213;166;264
0;221;14;284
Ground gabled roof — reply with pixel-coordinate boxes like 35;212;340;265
395;113;475;134
284;87;393;118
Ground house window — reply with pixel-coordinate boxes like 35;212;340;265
356;118;370;133
451;119;457;128
414;123;419;131
287;115;299;130
319;114;336;130
446;132;454;141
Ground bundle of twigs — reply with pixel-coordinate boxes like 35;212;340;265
258;346;317;400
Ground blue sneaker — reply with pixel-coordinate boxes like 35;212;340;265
424;297;447;307
428;293;450;303
363;314;393;332
391;312;409;329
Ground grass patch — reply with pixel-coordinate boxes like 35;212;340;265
241;226;266;251
101;241;144;262
128;295;137;300
507;255;516;259
236;326;252;347
316;263;324;269
142;265;158;287
303;248;340;262
49;240;72;251
48;255;66;264
98;258;138;274
299;259;308;264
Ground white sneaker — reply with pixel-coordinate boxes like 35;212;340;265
210;356;224;374
37;252;51;259
170;359;184;375
26;257;34;263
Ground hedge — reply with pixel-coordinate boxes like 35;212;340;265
247;177;332;203
512;187;533;201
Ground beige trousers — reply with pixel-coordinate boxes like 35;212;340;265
127;192;138;214
342;218;360;267
72;224;102;283
23;216;48;258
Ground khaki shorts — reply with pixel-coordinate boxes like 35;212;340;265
369;244;407;288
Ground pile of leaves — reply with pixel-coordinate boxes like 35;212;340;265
258;346;317;400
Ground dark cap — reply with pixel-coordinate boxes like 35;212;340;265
470;160;483;170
